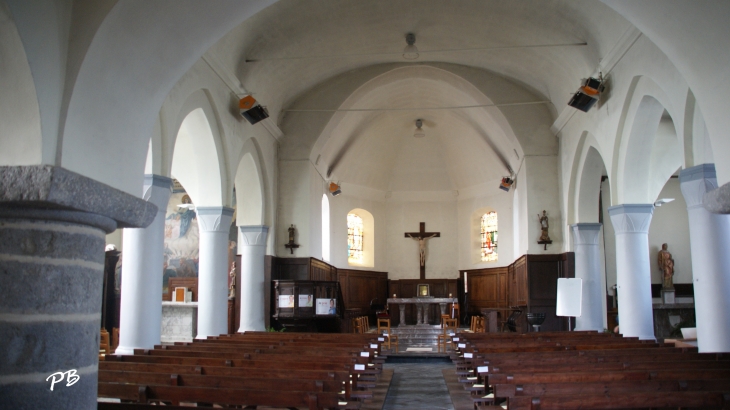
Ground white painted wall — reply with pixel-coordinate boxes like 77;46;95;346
524;155;563;254
386;200;458;279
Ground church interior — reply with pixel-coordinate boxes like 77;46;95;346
1;1;730;409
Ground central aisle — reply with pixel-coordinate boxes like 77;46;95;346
382;362;455;410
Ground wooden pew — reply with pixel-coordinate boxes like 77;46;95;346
99;360;357;399
507;391;730;410
493;378;730;398
98;382;356;410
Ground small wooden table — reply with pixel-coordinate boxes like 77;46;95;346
387;297;457;325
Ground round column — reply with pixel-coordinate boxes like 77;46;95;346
680;163;730;352
571;223;604;331
608;204;655;340
237;225;268;332
0;166;155;409
196;207;234;338
116;175;171;355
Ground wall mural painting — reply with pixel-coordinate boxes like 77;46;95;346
163;192;200;294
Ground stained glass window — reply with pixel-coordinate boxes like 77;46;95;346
347;213;363;263
481;212;498;262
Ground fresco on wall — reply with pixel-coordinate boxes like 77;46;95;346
163;191;199;294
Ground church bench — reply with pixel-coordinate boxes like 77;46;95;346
131;349;383;372
479;358;730;375
99;361;357;399
487;368;730;385
493;378;730;399
97;369;357;399
505;390;730;410
98;382;359;410
162;341;383;358
192;339;383;356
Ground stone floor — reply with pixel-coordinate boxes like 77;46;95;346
382;358;472;410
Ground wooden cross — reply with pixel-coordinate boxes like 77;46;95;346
404;222;441;280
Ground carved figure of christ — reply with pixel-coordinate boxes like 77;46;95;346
405;222;441;280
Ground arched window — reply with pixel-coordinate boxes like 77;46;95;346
321;194;330;261
481;211;498;262
347;213;363;263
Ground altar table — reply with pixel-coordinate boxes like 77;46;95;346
387;297;457;325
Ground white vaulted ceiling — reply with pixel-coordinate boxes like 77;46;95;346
202;0;634;193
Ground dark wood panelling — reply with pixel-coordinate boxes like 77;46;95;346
461;253;575;333
337;269;388;327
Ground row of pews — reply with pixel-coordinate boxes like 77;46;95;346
98;331;386;409
450;331;730;409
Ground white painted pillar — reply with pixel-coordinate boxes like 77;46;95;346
238;225;269;332
680;163;730;352
196;207;235;339
571;223;604;331
608;204;655;340
117;175;172;355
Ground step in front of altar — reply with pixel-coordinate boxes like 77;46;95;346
389;325;450;350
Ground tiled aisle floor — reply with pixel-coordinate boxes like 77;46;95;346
382;362;455;410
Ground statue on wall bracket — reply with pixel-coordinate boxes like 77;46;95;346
537;210;553;250
284;224;300;254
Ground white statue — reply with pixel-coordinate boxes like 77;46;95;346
407;233;437;267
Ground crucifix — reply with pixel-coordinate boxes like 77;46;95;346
404;222;441;280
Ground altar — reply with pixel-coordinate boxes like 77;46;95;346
161;301;198;343
387;297;457;325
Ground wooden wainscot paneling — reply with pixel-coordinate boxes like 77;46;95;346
310;258;337;281
337;269;388;325
461;252;575;333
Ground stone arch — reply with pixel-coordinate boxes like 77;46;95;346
0;2;42;166
169;90;227;207
682;89;714;168
234;138;266;226
612;76;682;204
58;1;274;195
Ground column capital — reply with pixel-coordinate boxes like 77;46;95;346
608;204;654;234
571;223;602;245
679;163;719;210
238;225;269;247
196;207;234;232
0;165;156;232
142;174;173;211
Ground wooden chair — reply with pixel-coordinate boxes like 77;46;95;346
440;314;450;328
451;302;460;322
438;319;458;352
352;317;363;333
111;327;119;353
100;328;111;360
377;317;398;352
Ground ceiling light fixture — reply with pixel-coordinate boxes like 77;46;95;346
413;119;425;138
403;33;419;60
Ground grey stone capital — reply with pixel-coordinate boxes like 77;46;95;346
680;163;718;210
238;225;269;247
0;165;157;232
679;163;730;214
571;223;602;245
196;207;235;232
142;174;173;211
608;204;654;234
